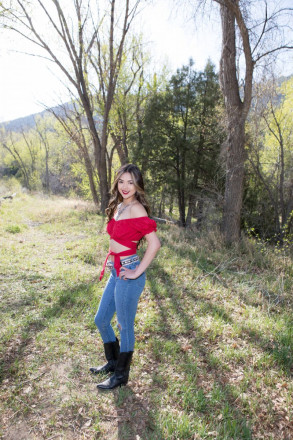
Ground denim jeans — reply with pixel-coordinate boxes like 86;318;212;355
94;256;146;352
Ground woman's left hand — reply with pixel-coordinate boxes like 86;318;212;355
119;267;138;280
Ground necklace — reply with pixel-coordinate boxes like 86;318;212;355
116;200;136;220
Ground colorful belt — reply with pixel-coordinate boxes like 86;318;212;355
107;255;139;269
99;247;137;281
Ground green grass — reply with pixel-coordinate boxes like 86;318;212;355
0;190;293;439
5;224;22;234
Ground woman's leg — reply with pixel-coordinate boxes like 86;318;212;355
96;264;146;389
94;272;117;343
114;273;146;352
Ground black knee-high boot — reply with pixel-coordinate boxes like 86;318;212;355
90;338;120;374
97;351;133;390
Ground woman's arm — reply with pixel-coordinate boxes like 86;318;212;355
119;231;161;280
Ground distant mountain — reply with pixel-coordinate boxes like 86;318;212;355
0;109;51;132
277;74;293;86
0;105;72;132
0;101;102;133
0;101;78;132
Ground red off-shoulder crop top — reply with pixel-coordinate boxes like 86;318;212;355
99;216;157;280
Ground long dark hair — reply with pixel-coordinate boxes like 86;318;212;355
106;164;151;221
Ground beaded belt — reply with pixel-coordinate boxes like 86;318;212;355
106;255;139;268
106;255;139;269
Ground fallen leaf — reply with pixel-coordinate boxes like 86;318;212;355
83;419;92;428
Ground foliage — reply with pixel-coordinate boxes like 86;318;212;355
244;77;293;242
134;60;224;226
70;162;95;200
0;175;22;194
0;113;88;195
5;224;21;233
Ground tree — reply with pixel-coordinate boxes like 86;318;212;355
109;35;145;168
0;128;42;189
2;0;140;211
34;115;54;193
135;61;223;226
245;76;293;240
48;101;100;205
185;60;224;227
193;0;293;242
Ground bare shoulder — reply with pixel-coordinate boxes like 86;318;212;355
130;202;148;218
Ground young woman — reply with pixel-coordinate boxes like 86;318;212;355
90;163;161;390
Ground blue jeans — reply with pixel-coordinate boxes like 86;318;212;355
94;256;146;352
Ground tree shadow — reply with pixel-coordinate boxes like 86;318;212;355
162;239;293;374
114;385;165;440
164;237;292;308
0;279;97;384
143;260;257;438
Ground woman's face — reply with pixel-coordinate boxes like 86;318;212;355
117;172;137;202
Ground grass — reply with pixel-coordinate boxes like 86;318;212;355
0;190;293;439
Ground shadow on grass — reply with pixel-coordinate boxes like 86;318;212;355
0;274;48;314
239;322;293;375
146;260;253;440
0;292;39;314
164;239;293;375
103;250;256;439
0;279;98;384
114;387;164;440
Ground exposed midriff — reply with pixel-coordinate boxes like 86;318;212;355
99;216;157;281
109;238;138;260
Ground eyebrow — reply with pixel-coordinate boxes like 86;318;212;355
118;178;133;182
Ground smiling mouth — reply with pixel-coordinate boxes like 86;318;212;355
122;191;129;195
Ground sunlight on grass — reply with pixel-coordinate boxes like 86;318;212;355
0;192;292;439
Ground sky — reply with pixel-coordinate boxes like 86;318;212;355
0;0;222;123
0;0;292;123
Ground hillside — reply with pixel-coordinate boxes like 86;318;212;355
0;192;292;439
0;105;68;132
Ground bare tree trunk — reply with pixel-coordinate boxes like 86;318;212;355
279;139;285;230
185;130;205;227
45;148;50;193
186;193;195;227
195;197;204;230
22;131;36;174
176;145;186;226
169;191;174;216
84;153;100;206
111;133;128;164
2;142;31;189
219;2;252;243
178;186;186;226
78;94;108;210
158;188;166;218
34;119;50;193
222;113;246;241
